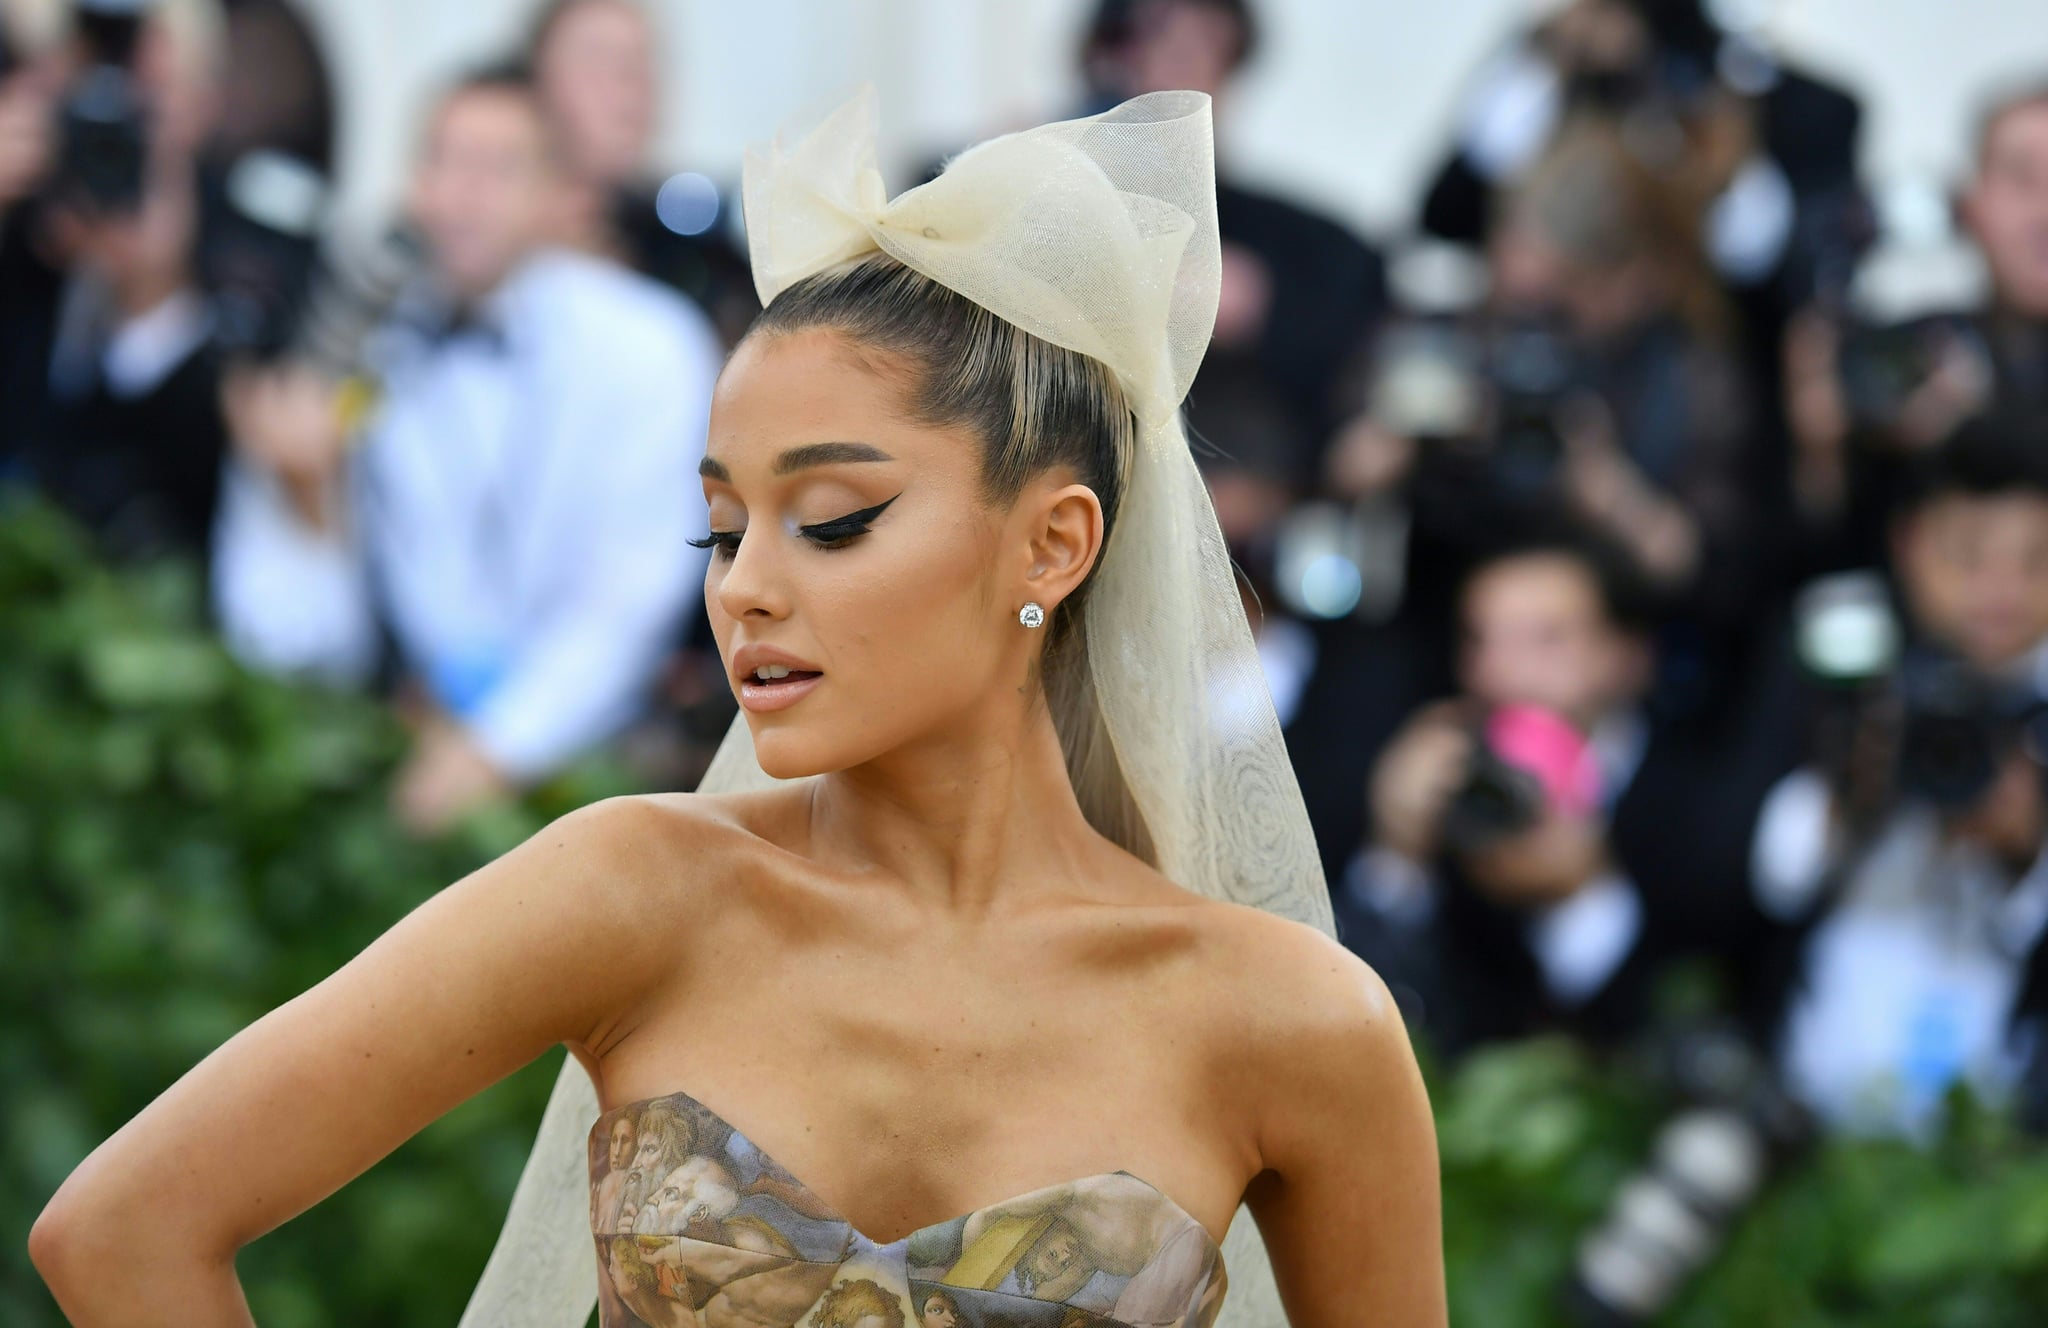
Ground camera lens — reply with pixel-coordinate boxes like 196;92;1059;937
1441;742;1546;854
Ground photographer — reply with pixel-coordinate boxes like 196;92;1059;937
0;0;233;564
1756;413;2048;1136
209;65;723;837
1348;539;1772;1056
1079;0;1387;469
1787;80;2048;573
1329;118;1757;666
1419;0;1864;329
0;23;66;460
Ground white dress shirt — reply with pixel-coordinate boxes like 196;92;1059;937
1523;709;1648;1005
1753;769;2048;1138
211;247;722;782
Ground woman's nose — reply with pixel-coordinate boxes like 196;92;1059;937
714;525;793;620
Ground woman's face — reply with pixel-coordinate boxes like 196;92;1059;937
700;327;1099;779
607;1117;637;1170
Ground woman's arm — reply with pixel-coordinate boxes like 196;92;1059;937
28;794;693;1327
1242;928;1448;1327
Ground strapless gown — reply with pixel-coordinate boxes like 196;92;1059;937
587;1087;1228;1328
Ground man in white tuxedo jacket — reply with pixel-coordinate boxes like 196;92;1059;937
211;64;721;832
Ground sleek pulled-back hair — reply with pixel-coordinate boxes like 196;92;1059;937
746;251;1154;865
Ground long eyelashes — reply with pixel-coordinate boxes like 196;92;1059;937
687;493;901;561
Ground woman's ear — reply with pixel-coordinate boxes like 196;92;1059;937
1021;480;1106;609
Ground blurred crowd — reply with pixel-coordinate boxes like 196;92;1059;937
7;0;2048;1293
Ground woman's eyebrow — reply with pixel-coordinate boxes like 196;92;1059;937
698;441;896;482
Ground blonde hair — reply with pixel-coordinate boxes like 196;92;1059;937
749;253;1155;866
1504;114;1732;344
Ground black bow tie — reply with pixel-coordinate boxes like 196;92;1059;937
428;308;509;353
392;296;509;355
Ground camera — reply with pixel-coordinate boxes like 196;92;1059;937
1486;316;1580;497
1566;1021;1811;1325
51;0;154;214
1834;313;1989;436
1368;314;1585;501
1440;741;1548;855
1794;571;2046;810
194;146;427;375
1895;655;2044;808
197;149;330;360
1439;704;1598;856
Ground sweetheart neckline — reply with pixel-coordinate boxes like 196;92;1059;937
589;1084;1230;1259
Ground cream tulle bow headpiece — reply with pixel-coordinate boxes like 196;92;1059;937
743;83;1219;430
459;86;1331;1328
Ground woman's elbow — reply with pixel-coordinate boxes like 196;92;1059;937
27;1188;94;1300
31;1169;153;1298
29;1178;241;1320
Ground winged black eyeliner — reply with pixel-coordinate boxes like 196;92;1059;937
799;492;900;536
688;492;902;551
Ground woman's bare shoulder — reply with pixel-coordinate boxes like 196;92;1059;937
1178;907;1444;1321
1100;850;1397;1037
1188;897;1401;1038
565;785;812;914
633;782;814;842
1176;896;1418;1131
500;788;815;1053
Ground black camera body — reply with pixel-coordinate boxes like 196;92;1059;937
1440;731;1550;856
197;152;330;361
1484;316;1581;498
1894;653;2043;808
1369;314;1585;502
1794;572;2045;812
51;2;153;214
1835;313;1989;436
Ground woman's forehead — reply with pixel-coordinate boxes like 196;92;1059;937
708;331;978;478
722;325;913;398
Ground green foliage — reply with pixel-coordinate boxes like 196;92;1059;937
1430;1037;1660;1327
4;493;2045;1326
1668;1089;2048;1328
1424;1024;2048;1325
0;495;599;1327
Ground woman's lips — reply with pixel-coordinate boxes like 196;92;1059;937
738;671;823;713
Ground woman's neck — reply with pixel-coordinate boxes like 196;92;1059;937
804;696;1102;917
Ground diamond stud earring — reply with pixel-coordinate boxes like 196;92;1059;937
1019;601;1046;628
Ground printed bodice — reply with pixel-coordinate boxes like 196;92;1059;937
586;1087;1227;1328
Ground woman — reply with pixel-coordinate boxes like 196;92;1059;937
29;88;1445;1327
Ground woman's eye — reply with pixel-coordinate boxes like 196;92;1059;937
798;520;870;550
688;494;899;560
684;526;860;558
801;493;899;550
685;531;743;560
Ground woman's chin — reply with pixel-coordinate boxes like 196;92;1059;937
748;730;836;782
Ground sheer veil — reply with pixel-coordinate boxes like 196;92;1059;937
457;86;1334;1328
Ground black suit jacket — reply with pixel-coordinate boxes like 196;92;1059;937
0;214;63;476
1204;179;1386;454
17;336;229;569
